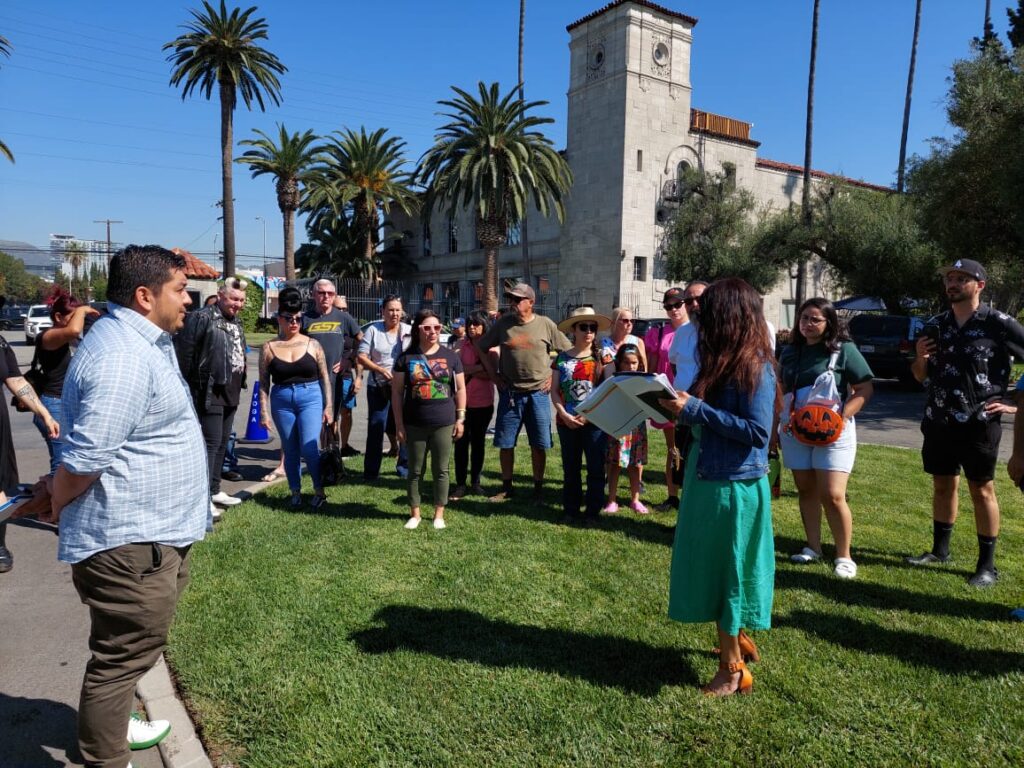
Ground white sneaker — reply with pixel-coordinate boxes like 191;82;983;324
404;517;421;530
127;711;170;750
209;501;222;521
211;491;242;507
433;518;446;530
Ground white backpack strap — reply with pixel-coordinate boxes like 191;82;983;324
827;350;841;372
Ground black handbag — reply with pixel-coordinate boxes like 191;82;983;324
11;339;45;412
318;424;345;487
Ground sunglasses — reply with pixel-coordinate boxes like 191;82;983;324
663;301;684;311
314;290;336;296
618;318;633;324
506;295;527;304
279;313;300;324
421;325;442;332
683;297;700;305
575;323;599;333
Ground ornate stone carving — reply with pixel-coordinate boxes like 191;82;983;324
650;32;670;75
586;36;606;82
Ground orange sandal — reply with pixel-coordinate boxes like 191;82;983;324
701;661;753;697
712;629;760;663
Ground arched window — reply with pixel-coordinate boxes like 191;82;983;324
676;160;691;180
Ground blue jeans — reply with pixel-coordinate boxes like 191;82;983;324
271;382;323;491
557;423;607;519
494;389;553;449
364;383;408;480
33;393;65;474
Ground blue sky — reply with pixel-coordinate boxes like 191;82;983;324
0;0;1010;268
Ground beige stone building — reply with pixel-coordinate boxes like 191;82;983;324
393;0;886;328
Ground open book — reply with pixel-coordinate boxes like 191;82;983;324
576;372;679;437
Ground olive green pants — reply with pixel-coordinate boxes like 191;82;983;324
406;423;453;508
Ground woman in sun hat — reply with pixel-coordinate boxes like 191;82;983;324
552;306;612;525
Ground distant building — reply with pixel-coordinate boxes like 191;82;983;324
390;0;888;327
49;234;119;281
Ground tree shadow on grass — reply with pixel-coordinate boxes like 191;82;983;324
778;610;1024;677
774;568;1008;622
350;605;697;695
0;692;80;767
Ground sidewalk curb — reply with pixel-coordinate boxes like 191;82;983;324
136;476;285;768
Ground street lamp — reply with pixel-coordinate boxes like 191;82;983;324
255;216;267;319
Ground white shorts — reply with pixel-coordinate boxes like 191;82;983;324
779;416;857;473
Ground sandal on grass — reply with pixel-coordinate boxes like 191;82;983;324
790;547;822;565
261;469;286;483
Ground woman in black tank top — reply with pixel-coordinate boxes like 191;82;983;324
258;287;334;511
32;288;100;472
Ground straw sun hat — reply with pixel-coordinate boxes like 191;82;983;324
557;306;612;334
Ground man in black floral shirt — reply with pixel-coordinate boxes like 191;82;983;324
907;258;1024;587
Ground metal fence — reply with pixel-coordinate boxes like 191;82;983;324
294;275;587;326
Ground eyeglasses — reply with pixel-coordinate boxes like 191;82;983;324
683;297;700;305
315;290;336;296
421;325;442;332
575;323;599;333
663;301;683;311
618;318;633;324
279;313;300;324
799;316;826;325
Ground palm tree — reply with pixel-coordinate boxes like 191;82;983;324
896;0;923;194
303;127;419;269
64;243;87;300
1;35;13;163
164;1;286;278
417;82;573;313
796;0;821;309
237;124;319;282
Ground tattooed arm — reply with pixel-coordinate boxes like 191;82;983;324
258;343;274;432
5;376;59;438
313;340;333;424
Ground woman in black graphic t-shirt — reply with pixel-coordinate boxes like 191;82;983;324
392;309;465;530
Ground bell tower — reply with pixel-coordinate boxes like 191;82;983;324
561;1;696;310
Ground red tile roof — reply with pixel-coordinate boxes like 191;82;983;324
567;0;698;31
171;248;220;279
755;159;891;193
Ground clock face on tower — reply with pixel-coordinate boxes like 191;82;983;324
589;43;605;71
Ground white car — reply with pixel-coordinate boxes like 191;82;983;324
24;304;53;344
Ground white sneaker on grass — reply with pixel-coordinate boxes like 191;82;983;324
211;491;242;507
209;501;221;522
128;711;170;750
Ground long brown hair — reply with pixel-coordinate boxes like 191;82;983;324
690;278;780;409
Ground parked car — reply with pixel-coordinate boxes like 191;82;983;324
848;313;926;387
0;306;27;331
24;304;53;344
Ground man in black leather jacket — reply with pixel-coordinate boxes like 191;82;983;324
174;278;249;514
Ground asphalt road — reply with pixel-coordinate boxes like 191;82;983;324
0;328;1014;765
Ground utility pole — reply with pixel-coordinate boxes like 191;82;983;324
93;218;123;266
256;216;267;319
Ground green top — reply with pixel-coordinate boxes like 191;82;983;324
778;340;873;400
478;313;571;391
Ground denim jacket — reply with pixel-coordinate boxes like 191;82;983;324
679;363;777;481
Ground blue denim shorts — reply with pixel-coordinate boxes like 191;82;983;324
333;376;357;417
779;416;858;473
493;388;553;450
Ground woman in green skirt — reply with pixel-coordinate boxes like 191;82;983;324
660;278;780;697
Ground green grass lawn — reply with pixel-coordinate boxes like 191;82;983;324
246;331;278;347
169;440;1024;767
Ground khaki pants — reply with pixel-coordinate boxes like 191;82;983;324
72;543;191;768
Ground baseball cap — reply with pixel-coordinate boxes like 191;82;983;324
506;282;536;301
662;287;685;304
452;317;465;328
937;258;987;282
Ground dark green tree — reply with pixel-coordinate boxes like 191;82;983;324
164;1;286;278
1008;0;1024;50
662;166;793;293
0;250;47;301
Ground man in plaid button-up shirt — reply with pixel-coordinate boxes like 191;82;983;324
40;245;208;768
